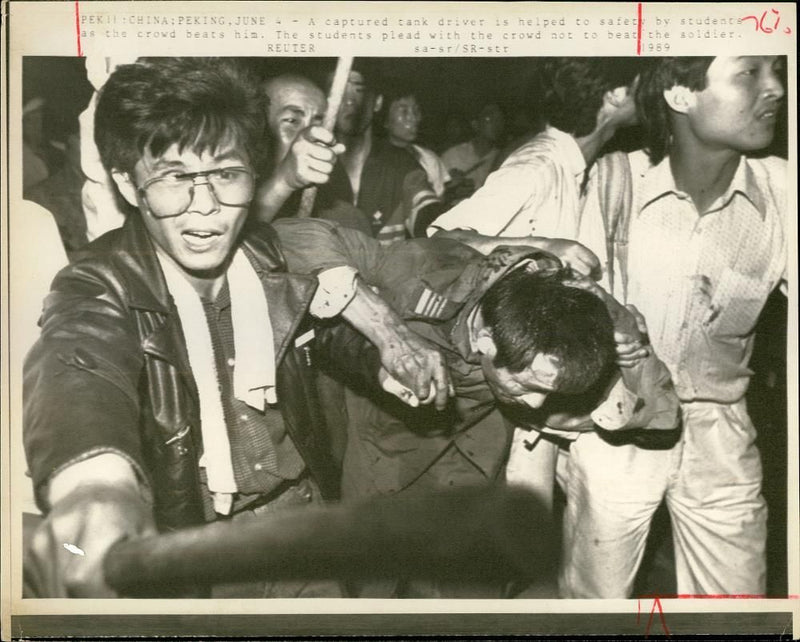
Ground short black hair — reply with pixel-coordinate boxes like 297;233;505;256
480;266;616;395
379;78;420;126
540;58;641;137
635;57;713;164
95;57;269;175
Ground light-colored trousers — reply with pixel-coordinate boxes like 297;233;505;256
507;400;767;598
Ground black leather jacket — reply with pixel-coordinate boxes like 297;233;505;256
24;214;339;532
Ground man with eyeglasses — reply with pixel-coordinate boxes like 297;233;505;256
22;57;450;598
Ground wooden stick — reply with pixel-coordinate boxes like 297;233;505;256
103;486;554;596
296;55;354;218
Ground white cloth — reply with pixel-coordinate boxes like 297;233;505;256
309;265;358;319
430;127;599;245
157;249;276;514
412;144;450;197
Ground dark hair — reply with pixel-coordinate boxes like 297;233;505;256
635;57;713;164
480;266;616;395
378;78;420;126
469;100;504;124
541;58;641;137
95;58;269;175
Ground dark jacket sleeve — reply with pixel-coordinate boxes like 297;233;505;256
312;318;384;398
270;218;386;280
23;261;148;511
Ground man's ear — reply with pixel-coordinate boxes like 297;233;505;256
663;85;695;115
475;327;497;358
111;170;139;208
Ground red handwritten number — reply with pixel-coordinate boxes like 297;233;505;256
75;0;83;56
742;7;792;35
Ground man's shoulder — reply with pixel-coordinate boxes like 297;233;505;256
746;154;787;180
746;155;788;218
441;141;473;163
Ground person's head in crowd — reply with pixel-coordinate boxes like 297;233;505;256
470;101;506;147
540;58;640;138
506;102;537;140
263;73;326;164
635;56;785;164
474;266;615;410
95;58;266;292
334;59;384;139
440;111;470;151
381;81;423;148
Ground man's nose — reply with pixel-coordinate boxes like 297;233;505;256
763;68;785;100
187;178;220;216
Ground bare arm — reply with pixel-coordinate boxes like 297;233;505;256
339;279;451;411
254;125;345;224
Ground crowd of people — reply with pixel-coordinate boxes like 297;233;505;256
19;55;788;599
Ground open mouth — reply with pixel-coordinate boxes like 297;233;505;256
182;229;223;250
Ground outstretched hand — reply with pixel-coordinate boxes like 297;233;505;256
24;483;156;598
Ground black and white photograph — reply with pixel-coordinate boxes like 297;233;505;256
2;1;797;639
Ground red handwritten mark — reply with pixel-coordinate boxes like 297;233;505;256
74;0;83;56
741;7;792;35
643;597;670;638
641;593;778;599
636;3;643;55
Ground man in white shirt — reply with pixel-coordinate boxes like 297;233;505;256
558;55;787;598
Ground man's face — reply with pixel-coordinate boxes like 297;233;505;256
125;143;253;289
685;56;784;153
265;77;326;162
481;352;562;410
386;95;421;146
474;104;505;144
336;70;379;137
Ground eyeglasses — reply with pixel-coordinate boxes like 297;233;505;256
138;167;256;219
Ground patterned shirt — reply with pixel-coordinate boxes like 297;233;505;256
200;281;304;518
624;151;787;403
